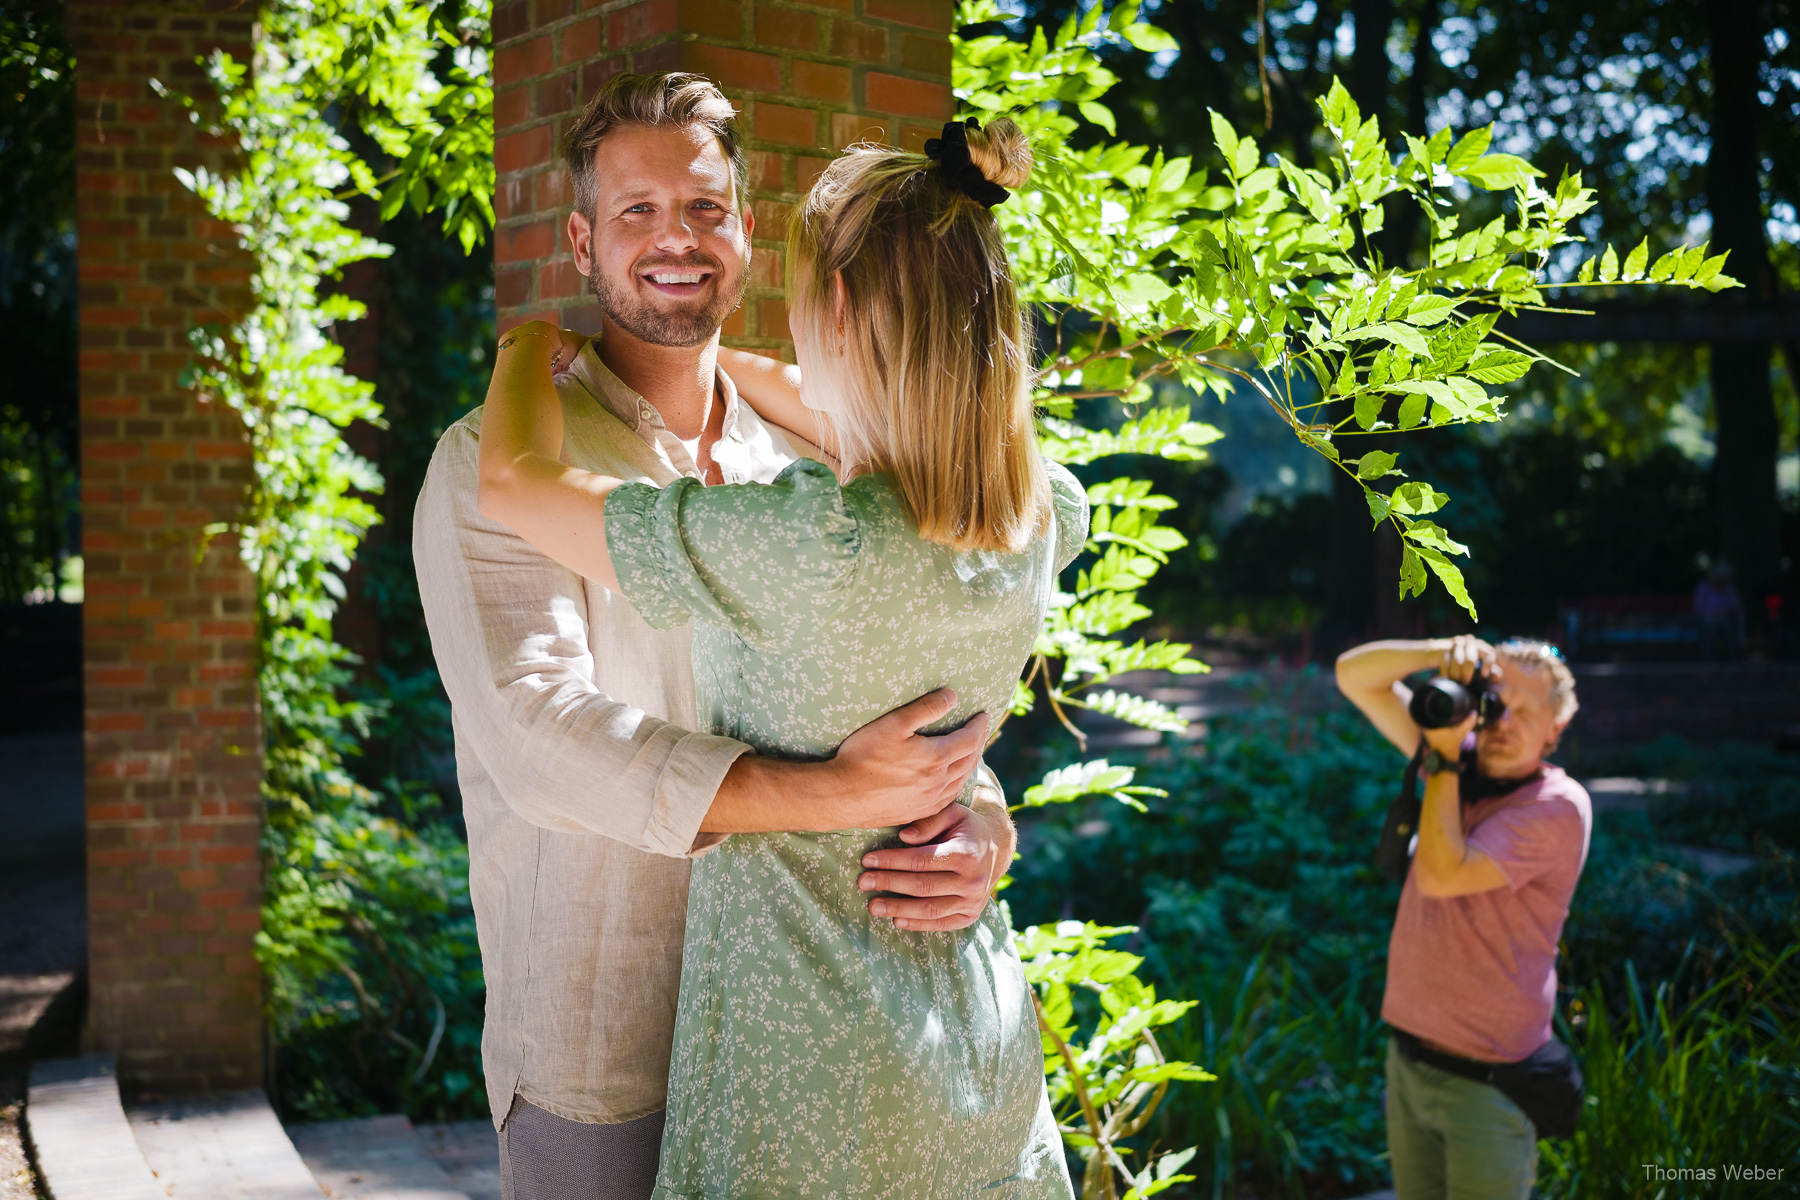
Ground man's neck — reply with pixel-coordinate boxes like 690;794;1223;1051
596;314;721;441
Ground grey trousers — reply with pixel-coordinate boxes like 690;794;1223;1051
1385;1039;1538;1200
498;1096;666;1200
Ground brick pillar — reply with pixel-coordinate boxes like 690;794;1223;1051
71;0;266;1096
491;0;956;351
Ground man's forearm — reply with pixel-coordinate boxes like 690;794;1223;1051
701;754;845;834
1412;769;1508;898
1335;639;1448;695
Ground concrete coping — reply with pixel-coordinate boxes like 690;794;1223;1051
25;1055;162;1200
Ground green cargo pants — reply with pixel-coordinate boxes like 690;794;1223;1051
1385;1038;1538;1200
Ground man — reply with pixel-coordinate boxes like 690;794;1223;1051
1336;635;1591;1200
415;72;1017;1200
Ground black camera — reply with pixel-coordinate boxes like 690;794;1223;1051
1408;673;1506;729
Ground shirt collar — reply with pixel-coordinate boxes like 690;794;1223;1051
567;341;743;443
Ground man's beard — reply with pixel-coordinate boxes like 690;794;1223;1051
588;248;748;348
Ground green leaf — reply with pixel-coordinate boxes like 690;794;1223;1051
1403;294;1457;326
1464;350;1533;384
1402;519;1468;555
1116;273;1173;305
1353;390;1384;430
1351;322;1429;355
1208;110;1240;171
1622;238;1650;281
1415;544;1478;619
1444;124;1493;175
1078;101;1116;136
1396;391;1428;429
1121;21;1179;52
1458;153;1541;191
1390;481;1448;515
1599;244;1619;283
1356;450;1399;480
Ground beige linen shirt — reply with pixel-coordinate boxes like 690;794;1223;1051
414;343;828;1127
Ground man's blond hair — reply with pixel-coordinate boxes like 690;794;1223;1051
1496;639;1579;724
561;72;745;222
787;119;1048;554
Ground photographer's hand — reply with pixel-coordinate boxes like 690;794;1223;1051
1422;711;1476;761
1438;635;1498;685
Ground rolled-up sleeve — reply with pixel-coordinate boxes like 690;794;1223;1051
415;419;748;858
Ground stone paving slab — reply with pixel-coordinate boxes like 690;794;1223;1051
286;1114;468;1200
414;1122;499;1200
24;1056;161;1200
128;1090;323;1200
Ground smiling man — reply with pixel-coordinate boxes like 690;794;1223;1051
1336;636;1592;1200
414;73;1016;1200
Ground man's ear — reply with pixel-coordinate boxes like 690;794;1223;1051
741;202;755;242
1545;719;1570;756
568;209;593;276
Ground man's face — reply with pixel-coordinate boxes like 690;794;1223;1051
1475;663;1564;777
569;122;752;347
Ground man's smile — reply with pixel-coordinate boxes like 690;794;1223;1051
641;268;715;297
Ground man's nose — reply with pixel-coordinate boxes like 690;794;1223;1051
649;206;700;253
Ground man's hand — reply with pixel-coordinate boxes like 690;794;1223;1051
1422;711;1477;761
1437;634;1498;685
702;689;989;834
826;689;989;830
857;801;1009;932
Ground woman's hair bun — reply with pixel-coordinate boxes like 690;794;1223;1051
964;118;1033;190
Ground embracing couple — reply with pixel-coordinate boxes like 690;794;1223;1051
416;72;1084;1199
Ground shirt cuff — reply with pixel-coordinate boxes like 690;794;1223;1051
644;730;752;859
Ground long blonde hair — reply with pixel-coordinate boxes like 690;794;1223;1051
787;119;1048;554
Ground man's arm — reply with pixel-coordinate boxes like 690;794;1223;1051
420;416;998;879
1413;718;1510;898
1334;636;1495;756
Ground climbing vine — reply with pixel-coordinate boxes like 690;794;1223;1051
169;0;494;1116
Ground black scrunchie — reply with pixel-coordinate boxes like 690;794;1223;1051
923;119;1011;208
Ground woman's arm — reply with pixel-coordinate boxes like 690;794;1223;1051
716;347;835;455
477;321;626;592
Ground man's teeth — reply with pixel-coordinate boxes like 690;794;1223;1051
650;272;705;284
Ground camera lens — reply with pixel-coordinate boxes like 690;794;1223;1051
1408;677;1474;729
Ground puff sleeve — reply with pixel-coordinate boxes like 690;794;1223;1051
1046;461;1091;573
605;458;862;642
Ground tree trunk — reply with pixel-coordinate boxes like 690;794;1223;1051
1707;0;1781;615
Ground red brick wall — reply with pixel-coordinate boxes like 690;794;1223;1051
70;0;266;1096
491;0;956;354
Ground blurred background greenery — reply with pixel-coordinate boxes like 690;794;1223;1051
4;0;1799;1192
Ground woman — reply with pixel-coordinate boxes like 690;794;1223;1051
479;119;1082;1199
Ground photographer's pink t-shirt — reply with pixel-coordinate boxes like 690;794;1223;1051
1382;765;1592;1063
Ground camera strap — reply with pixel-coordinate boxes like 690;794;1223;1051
1376;746;1427;883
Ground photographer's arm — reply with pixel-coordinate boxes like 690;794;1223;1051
1334;636;1495;756
1412;719;1510;899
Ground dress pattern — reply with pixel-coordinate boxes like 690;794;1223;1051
605;458;1087;1199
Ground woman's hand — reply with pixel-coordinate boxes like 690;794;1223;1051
550;326;589;376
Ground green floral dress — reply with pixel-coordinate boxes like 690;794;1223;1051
604;458;1086;1200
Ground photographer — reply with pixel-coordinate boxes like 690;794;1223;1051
1336;636;1591;1200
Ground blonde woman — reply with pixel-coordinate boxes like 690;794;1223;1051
479;119;1081;1198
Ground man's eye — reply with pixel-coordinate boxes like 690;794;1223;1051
694;201;721;211
626;204;653;214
